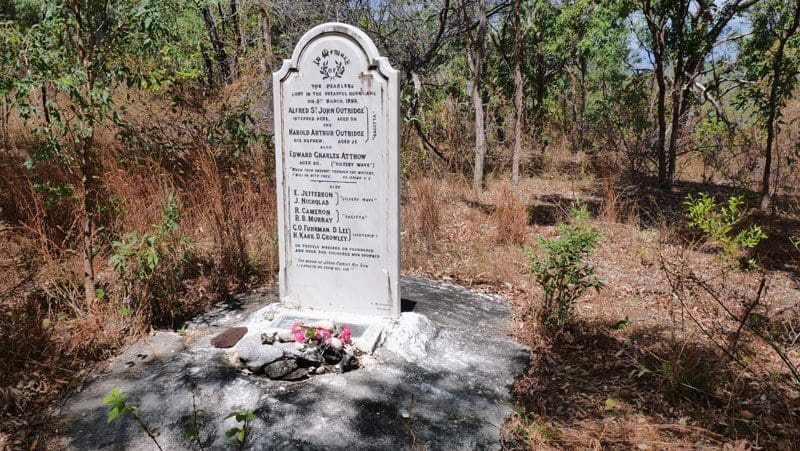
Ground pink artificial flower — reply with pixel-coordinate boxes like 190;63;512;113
340;325;351;344
316;328;333;344
291;322;307;343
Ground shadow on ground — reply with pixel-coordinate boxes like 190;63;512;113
507;319;800;449
53;277;529;450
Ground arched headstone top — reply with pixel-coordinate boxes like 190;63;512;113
274;22;397;83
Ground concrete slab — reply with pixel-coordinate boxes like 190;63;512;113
52;277;529;450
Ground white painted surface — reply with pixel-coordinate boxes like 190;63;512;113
273;23;400;318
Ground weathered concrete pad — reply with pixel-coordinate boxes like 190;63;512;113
53;278;529;450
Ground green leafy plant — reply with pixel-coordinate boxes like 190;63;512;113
225;409;255;450
103;388;163;451
109;193;194;321
183;389;206;451
507;404;556;447
530;202;603;327
684;192;767;267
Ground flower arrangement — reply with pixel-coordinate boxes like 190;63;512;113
291;322;352;348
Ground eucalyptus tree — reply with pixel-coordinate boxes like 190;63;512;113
511;0;524;183
639;0;762;188
737;0;800;210
3;0;180;308
469;0;488;191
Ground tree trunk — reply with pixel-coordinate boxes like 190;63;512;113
202;6;231;84
71;0;97;308
81;137;97;308
666;64;684;188
230;0;243;78
200;43;215;88
579;54;587;150
665;2;687;189
408;71;446;161
569;66;579;153
511;0;523;184
80;77;97;308
761;0;800;211
651;20;668;187
472;0;487;192
257;0;274;75
41;84;50;125
533;27;546;148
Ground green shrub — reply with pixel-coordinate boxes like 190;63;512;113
104;388;163;450
109;193;194;323
530;202;603;327
225;409;256;450
683;192;766;268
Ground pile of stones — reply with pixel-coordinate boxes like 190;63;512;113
211;322;360;381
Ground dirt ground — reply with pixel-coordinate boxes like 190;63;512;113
401;174;800;449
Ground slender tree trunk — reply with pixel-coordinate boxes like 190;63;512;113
230;0;243;78
665;2;687;189
511;0;524;184
667;66;684;188
202;6;231;84
41;84;50;125
569;66;579;153
0;94;8;146
761;0;800;211
472;0;488;192
81;134;97;308
200;43;215;87
579;55;587;149
533;26;546;148
408;71;446;161
651;22;668;186
70;0;97;308
257;0;274;75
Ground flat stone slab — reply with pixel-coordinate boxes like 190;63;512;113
51;277;529;450
211;326;248;348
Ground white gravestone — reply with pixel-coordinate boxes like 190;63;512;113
273;23;400;318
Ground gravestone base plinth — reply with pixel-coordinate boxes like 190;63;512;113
243;303;387;354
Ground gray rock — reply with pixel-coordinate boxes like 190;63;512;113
281;368;309;381
382;312;438;362
297;350;323;366
277;330;295;342
235;335;284;372
264;359;299;379
261;331;277;345
323;351;342;364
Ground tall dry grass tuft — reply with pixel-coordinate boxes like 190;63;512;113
193;151;249;284
494;184;528;245
406;177;441;244
187;149;278;285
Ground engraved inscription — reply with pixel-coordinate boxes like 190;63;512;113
274;24;399;317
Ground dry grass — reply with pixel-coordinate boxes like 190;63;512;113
0;90;279;446
405;177;442;244
493;184;528;246
2;83;800;449
400;174;800;449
